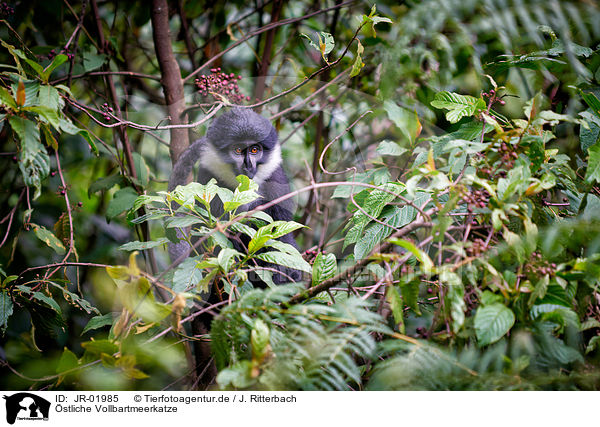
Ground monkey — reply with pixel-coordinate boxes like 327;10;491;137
167;108;302;388
168;107;301;283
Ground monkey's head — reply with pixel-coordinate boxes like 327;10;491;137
207;108;278;178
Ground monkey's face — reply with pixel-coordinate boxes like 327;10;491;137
228;141;264;177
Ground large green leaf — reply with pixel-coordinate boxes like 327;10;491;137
106;187;139;220
32;224;66;255
585;143;600;183
9;116;49;199
255;251;312;273
81;313;114;335
431;91;486;123
312;253;337;286
474;303;515;346
0;290;13;333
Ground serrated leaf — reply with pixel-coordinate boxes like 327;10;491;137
37;85;63;111
0;290;14;332
32;224;66;255
474;303;515;346
430;91;486;123
585;143;600;184
312;252;337;286
9;116;49;199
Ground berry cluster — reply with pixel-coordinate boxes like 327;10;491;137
0;2;14;17
524;252;557;278
498;141;519;169
482;89;506;106
466;238;487;257
460;188;490;212
194;68;249;104
100;103;114;122
47;46;75;61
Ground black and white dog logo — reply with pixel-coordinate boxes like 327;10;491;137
3;393;50;424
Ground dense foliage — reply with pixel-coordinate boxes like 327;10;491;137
1;0;600;390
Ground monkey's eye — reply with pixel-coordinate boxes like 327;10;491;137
249;145;260;155
233;146;243;155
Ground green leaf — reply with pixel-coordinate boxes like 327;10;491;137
11;79;39;107
251;319;270;362
0;290;14;333
312;253;337;286
430;91;486;123
59;117;98;154
384;101;421;144
9;116;49;199
585;143;600;184
301;31;335;63
41;54;68;82
0;85;17;109
223;179;260;212
217;248;243;272
106;187;139;220
349;39;365;77
81;313;114;335
132;152;150;187
25;105;60;130
361;5;392;38
81;339;118;356
164;216;204;229
400;279;420;315
32;291;62;314
172;257;203;293
376;140;408;157
386;285;405;333
32;224;66;255
82;47;107;72
118;238;170;251
474;303;515;346
255;251;312;273
88;174;125;197
248;221;305;254
580;111;600;154
56;347;79;374
388;238;434;273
